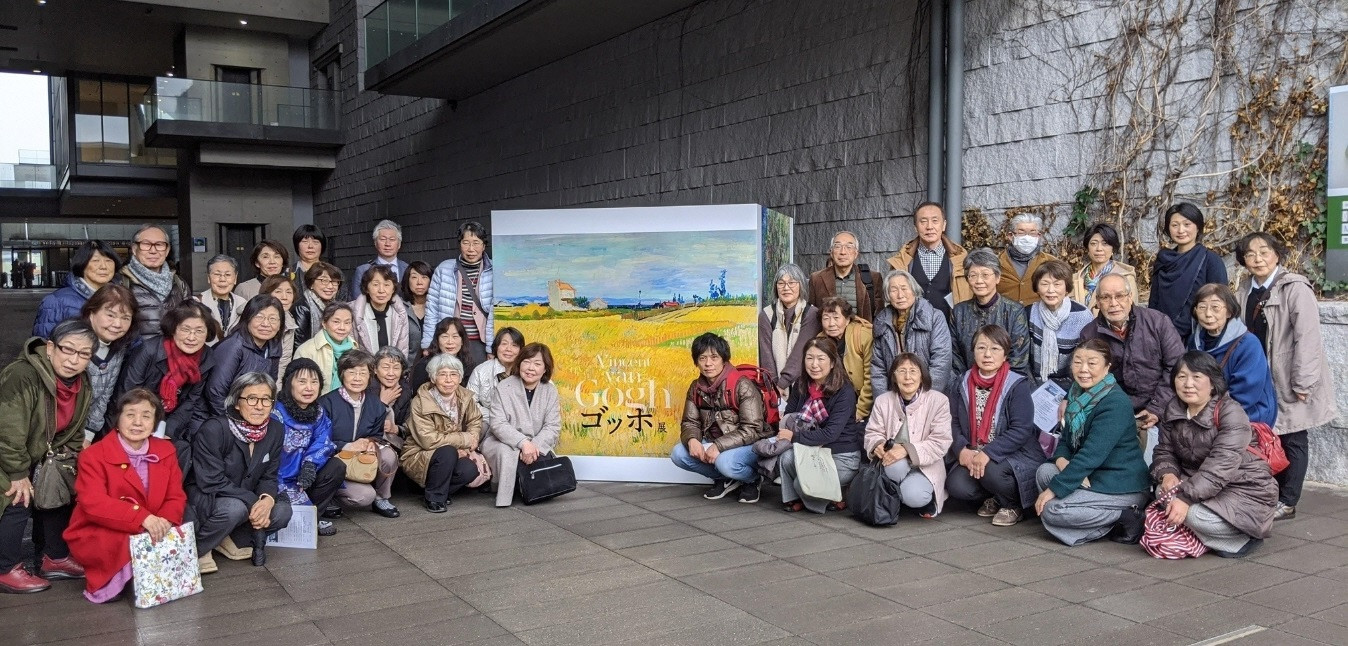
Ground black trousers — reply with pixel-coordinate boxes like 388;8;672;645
1276;430;1310;506
424;447;479;504
307;459;347;511
0;502;71;570
946;460;1021;510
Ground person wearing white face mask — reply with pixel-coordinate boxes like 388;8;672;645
998;213;1058;306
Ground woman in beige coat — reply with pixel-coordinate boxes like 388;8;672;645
1233;233;1337;521
1071;223;1139;314
482;343;562;507
864;352;953;517
401;353;482;512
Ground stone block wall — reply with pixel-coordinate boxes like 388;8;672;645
1311;302;1348;486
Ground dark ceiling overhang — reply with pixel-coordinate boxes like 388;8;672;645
364;0;702;100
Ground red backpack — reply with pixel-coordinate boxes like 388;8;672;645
725;364;781;426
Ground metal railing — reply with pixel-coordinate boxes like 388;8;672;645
140;77;339;130
365;0;485;69
0;163;56;189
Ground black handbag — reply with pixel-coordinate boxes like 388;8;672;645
516;453;576;505
846;460;902;526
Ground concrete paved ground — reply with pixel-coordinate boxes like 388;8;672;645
5;481;1348;646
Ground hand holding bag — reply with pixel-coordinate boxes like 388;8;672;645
131;521;204;608
516;453;576;505
1139;488;1209;559
792;443;841;502
846;460;902;526
336;449;379;484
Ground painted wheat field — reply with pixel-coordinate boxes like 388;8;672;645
498;304;757;457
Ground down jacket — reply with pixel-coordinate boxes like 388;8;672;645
113;336;219;473
400;383;481;486
679;372;768;451
871;299;953;397
0;338;93;508
423;256;493;348
202;332;282;421
121;265;191;339
33;275;98;339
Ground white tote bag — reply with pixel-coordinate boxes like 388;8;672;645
793;444;841;501
130;521;204;608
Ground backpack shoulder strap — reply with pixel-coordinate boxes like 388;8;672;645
858;263;873;297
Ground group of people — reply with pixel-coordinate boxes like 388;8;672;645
676;201;1331;560
2;219;569;603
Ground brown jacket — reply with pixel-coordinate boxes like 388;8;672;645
1152;395;1278;539
808;264;882;321
887;236;973;305
817;317;874;419
680;373;768;451
400;383;482;486
1234;270;1338;434
998;250;1058;306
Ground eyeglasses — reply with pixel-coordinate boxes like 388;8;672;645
314;276;342;285
178;327;208;338
830;242;858;250
461;239;485;249
1096;292;1130;303
55;343;93;361
209;272;235;279
255;316;281;325
775;280;799;289
135;240;170;252
241;396;275;407
375;236;399;244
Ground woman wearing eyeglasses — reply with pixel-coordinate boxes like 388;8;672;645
0;320;98;593
302;262;346;338
201;295;287;423
113;301;221;474
759;263;821;400
120;225;191;340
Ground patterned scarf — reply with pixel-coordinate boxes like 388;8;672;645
228;416;269;444
798;383;829;428
1081;261;1114;308
1035;299;1072;384
159;338;202;413
966;362;1011;447
127;257;175;300
1063;373;1117;453
431;387;460;426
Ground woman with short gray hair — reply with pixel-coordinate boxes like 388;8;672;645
871;269;953;395
197;254;247;342
759;263;820;398
951;248;1031;376
402;351;483;512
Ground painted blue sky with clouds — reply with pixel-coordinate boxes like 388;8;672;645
495;230;759;301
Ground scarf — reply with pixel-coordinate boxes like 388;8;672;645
892;306;911;352
54;375;82;433
1081;261;1114;308
278;391;320;424
1063;373;1117;453
1152;245;1209;322
1007;244;1037;274
228;416;269;444
127;257;175;301
695;367;733;409
118;435;159;490
323;330;355;387
159;338;203;413
798;383;829;428
966;362;1011;448
72;277;98;300
770;300;805;372
1035;299;1072;384
431;387;460;426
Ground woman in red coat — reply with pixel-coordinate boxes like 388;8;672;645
65;389;186;603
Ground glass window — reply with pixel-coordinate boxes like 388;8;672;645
70;76;174;166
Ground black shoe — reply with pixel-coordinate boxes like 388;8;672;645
317;520;336;536
1215;538;1264;558
321;505;344;520
250;530;267;567
1108;506;1144;544
425;500;448;513
737;478;761;504
703;479;741;500
371;498;401;518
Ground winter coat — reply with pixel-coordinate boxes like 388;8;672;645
817;317;874;419
1045;386;1149;499
120;265;190;339
758;301;821;391
466;358;509;428
999;250;1058;306
271;404;336;494
293;332;356;395
1152;395;1278;539
482;376;560;506
1187;318;1277;428
319;388;388;446
33;275;97;339
352;258;409;298
197;290;247;341
64;433;186;596
0;338;93;508
872;299;953;397
783;381;865;454
350;295;411;357
1148;245;1227;340
808;264;882;321
864;389;953;513
951;296;1031;376
1078;306;1185;417
1027;299;1095;389
187;416;284;524
423;256;493;348
1072;262;1139;314
291;301;314;355
401;383;481;486
407;306;424;357
114;336;219;473
679;372;768;451
948;371;1043;509
1235;270;1337;434
887;236;973;305
201;332;279;422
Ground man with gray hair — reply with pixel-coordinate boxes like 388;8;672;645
351;219;409;289
999;213;1058;305
120;224;190;339
808;231;881;321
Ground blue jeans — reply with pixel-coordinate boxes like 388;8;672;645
670;442;759;483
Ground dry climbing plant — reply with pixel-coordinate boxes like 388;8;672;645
981;0;1348;293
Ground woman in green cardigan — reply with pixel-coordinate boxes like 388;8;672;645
1033;338;1151;546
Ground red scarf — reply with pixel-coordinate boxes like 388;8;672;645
160;339;202;413
965;362;1011;448
54;376;81;433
